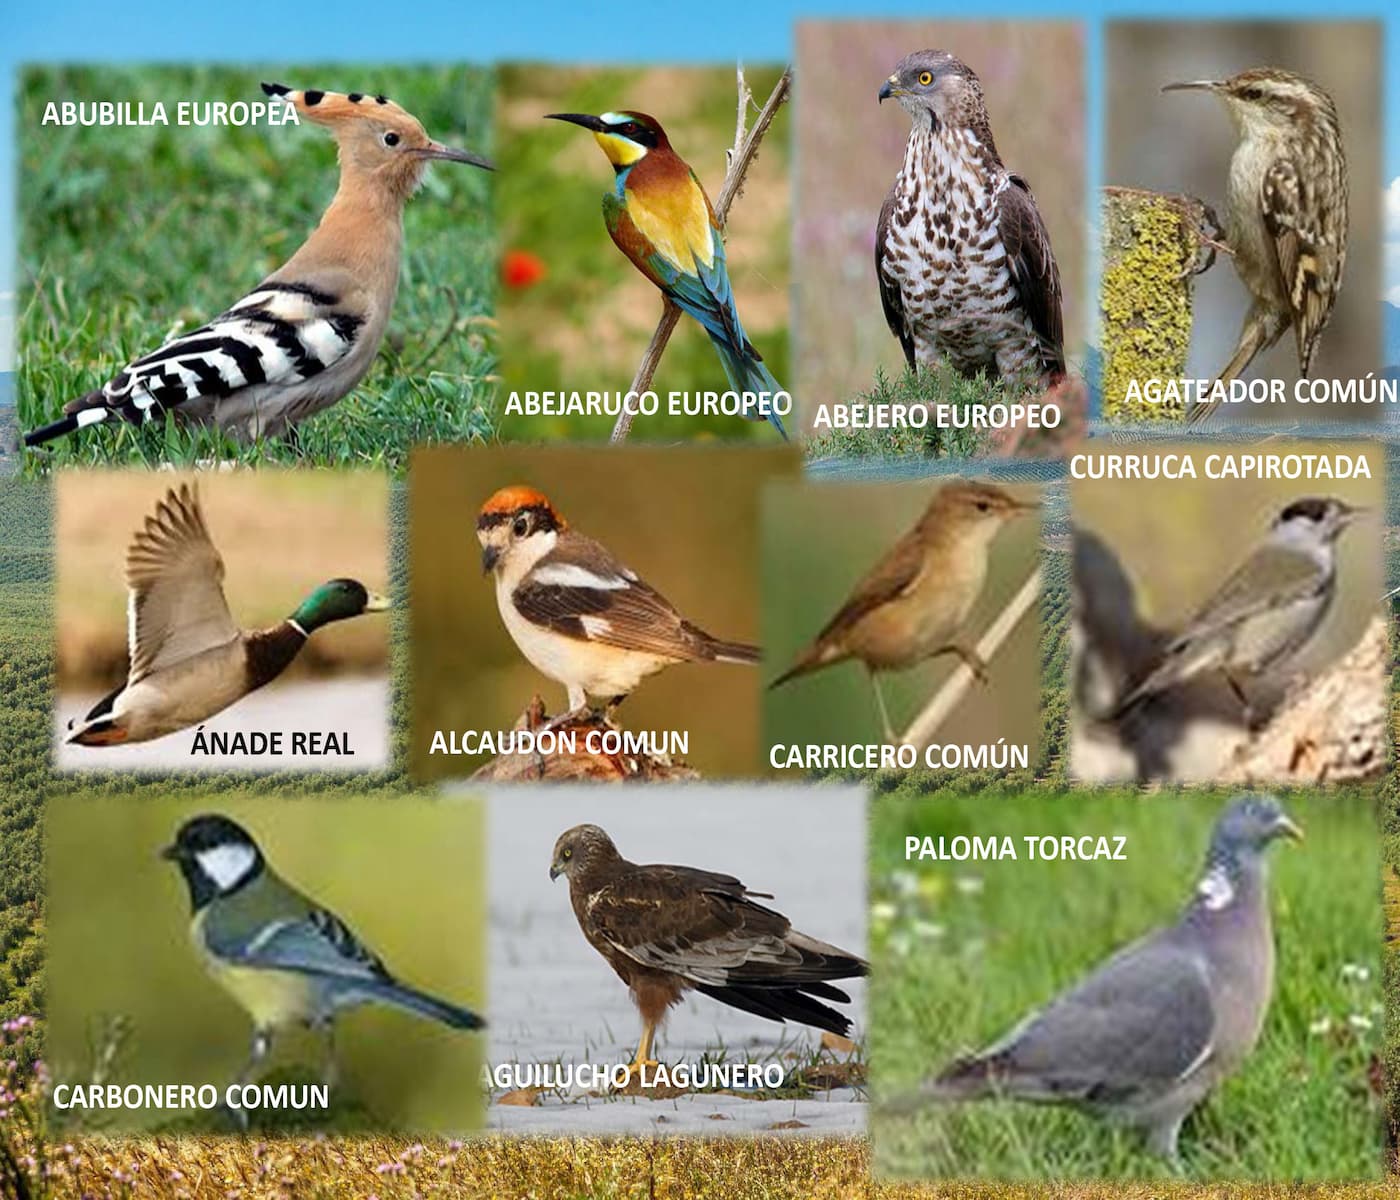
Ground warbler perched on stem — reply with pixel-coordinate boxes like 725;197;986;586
770;481;1037;742
1113;496;1363;719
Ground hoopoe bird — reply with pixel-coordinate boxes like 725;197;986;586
24;83;491;449
546;111;788;439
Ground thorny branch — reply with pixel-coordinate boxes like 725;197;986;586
610;64;792;443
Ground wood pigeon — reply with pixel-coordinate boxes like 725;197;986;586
913;794;1301;1159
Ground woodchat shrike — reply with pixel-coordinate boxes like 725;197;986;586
477;486;759;715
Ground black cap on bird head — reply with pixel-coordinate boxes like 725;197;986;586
161;813;265;911
1272;495;1364;541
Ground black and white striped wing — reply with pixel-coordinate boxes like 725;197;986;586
28;280;365;444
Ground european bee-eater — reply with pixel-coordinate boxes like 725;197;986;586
546;110;787;439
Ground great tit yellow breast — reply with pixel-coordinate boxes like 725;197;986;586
192;910;318;1032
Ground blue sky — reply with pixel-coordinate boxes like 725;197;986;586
2;0;1396;368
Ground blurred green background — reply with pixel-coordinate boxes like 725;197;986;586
792;21;1086;432
872;787;1382;1180
763;479;1042;754
496;64;790;442
47;791;485;1134
19;65;495;472
409;444;799;780
1071;444;1384;679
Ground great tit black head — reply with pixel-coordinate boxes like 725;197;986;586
162;814;265;911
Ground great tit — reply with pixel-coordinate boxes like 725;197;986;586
161;814;483;1099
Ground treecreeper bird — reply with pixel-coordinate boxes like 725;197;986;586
1163;68;1348;424
770;481;1037;741
25;83;491;448
546;111;787;438
877;51;1065;386
1113;496;1362;721
912;795;1301;1159
550;824;866;1085
477;486;759;716
67;483;389;747
162;814;483;1117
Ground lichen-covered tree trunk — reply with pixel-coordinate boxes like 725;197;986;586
1100;188;1214;422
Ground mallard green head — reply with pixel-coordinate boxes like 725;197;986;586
290;578;391;634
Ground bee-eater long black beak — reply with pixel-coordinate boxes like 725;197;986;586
1162;79;1220;94
546;112;609;132
414;142;495;170
878;79;895;103
481;545;499;574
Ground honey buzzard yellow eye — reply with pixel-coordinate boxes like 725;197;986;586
918;71;933;86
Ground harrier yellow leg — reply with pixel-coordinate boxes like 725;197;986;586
614;1019;661;1090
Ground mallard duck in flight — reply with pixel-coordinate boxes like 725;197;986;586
67;483;389;746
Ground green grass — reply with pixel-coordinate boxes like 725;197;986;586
805;366;1003;459
17;65;496;473
872;787;1384;1181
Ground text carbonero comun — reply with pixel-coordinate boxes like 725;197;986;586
430;728;689;757
486;1061;787;1091
505;390;791;422
770;741;1029;771
1069;452;1370;481
52;1083;329;1110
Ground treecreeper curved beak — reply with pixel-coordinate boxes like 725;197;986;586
1162;79;1220;94
414;141;494;170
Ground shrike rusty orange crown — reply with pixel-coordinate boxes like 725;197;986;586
477;485;568;532
475;485;758;715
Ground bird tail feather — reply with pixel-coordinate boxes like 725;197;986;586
362;979;485;1031
769;641;843;690
711;338;788;440
705;637;761;666
695;983;853;1038
24;390;119;448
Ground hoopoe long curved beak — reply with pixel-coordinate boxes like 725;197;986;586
414;141;494;170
